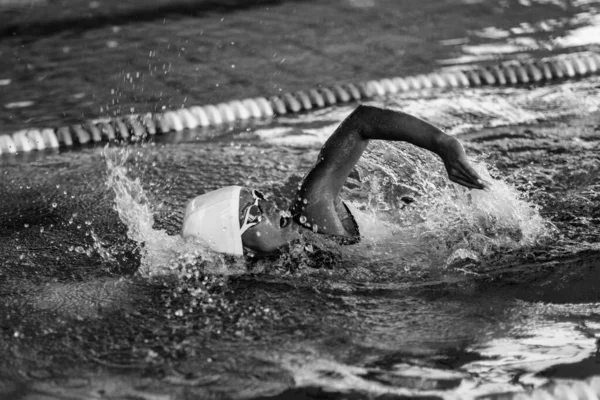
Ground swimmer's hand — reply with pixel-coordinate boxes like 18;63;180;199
438;136;489;190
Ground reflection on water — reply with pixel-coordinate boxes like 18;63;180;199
441;1;600;64
465;313;597;394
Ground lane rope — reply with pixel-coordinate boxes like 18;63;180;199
1;51;599;156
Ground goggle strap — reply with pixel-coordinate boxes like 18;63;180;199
240;220;259;235
239;191;261;235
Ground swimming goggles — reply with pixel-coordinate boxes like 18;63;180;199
240;189;265;234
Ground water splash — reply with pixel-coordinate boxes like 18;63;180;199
103;145;244;277
342;141;551;270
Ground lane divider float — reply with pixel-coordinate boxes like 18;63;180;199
1;51;599;156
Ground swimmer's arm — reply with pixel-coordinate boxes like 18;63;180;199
292;105;486;234
295;105;485;209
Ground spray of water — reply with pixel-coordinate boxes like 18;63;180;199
341;141;551;270
103;146;272;328
103;146;244;277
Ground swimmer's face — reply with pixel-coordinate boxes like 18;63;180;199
239;188;299;254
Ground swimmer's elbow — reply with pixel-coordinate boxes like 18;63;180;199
347;105;377;138
352;104;378;120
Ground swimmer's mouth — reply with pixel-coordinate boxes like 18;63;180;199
280;216;291;228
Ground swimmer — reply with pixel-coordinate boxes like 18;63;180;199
181;105;488;256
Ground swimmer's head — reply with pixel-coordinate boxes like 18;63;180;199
238;188;299;254
181;186;299;256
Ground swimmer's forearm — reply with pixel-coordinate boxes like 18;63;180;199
349;105;449;155
347;105;486;190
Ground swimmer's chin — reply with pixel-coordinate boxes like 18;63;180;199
243;241;293;259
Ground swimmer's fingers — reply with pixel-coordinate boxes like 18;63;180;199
439;136;489;190
455;158;490;190
447;157;489;190
449;174;484;190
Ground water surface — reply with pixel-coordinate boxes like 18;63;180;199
2;1;600;399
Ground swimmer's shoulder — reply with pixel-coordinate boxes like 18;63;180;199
291;194;359;239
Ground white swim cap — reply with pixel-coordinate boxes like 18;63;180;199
181;186;244;255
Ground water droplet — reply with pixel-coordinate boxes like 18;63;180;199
302;198;308;204
299;215;307;224
40;227;44;233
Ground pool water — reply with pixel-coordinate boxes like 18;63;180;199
3;80;600;399
2;1;600;399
